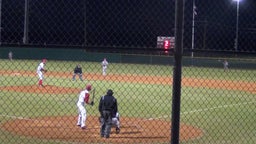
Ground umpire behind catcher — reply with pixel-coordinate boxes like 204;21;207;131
98;89;118;138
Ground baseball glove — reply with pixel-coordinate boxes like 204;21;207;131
44;70;47;72
90;101;94;106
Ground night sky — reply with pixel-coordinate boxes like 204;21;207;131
1;0;256;52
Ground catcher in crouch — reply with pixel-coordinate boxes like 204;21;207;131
99;111;121;134
112;112;121;134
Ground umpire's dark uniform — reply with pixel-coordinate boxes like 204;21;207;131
98;89;118;138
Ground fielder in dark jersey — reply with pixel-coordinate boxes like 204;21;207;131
72;64;83;81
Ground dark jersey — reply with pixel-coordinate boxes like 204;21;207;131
74;66;82;74
99;95;118;115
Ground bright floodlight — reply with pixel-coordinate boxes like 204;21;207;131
233;0;242;52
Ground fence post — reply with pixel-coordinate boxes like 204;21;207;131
171;0;184;144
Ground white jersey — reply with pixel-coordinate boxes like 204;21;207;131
37;62;44;73
77;89;90;106
223;61;228;67
102;60;108;68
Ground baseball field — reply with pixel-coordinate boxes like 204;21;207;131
0;59;255;144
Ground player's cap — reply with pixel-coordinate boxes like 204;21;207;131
86;84;92;91
107;89;113;96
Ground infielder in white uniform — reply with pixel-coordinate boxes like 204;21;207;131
101;58;108;76
36;59;47;87
76;84;94;130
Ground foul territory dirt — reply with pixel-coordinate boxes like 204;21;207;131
0;70;255;143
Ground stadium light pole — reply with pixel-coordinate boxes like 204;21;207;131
233;0;241;52
23;0;29;44
191;0;196;58
0;0;2;45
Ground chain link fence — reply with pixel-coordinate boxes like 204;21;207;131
0;0;256;144
1;0;256;53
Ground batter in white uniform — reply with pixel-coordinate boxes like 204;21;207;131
76;84;94;129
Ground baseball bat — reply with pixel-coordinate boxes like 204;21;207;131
91;88;95;102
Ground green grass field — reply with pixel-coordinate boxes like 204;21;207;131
0;59;255;144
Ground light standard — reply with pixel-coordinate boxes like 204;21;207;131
0;0;2;45
233;0;241;52
191;0;196;58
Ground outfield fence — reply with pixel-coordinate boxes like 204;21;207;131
0;0;256;144
0;48;255;144
1;47;255;70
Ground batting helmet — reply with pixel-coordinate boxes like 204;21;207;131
42;59;47;63
86;84;92;91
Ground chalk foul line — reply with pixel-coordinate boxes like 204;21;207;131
181;101;256;115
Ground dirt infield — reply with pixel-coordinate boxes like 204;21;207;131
0;85;80;94
1;70;255;94
2;115;203;143
1;70;255;143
